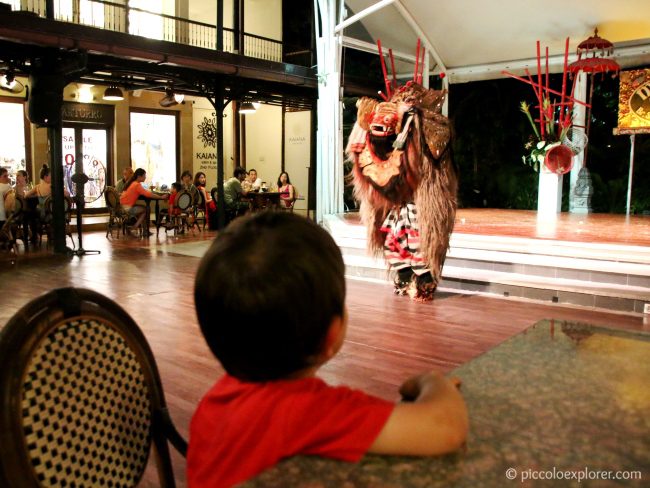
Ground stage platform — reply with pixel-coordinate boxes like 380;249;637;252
324;209;650;316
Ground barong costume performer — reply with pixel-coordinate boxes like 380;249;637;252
346;46;458;301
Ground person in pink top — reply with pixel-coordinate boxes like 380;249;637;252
119;168;167;234
188;212;469;488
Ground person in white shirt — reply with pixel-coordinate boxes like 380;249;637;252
243;168;262;192
0;167;12;228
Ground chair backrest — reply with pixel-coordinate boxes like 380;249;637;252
44;195;74;218
196;187;206;209
188;186;200;206
175;190;193;212
4;189;16;213
104;186;120;211
13;193;25;215
0;288;186;488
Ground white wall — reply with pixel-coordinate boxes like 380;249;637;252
187;0;280;37
243;104;282;186
245;0;282;41
284;111;311;211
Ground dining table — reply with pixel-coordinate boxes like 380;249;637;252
243;319;650;487
138;190;169;234
246;190;282;212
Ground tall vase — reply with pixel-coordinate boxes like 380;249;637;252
537;162;563;219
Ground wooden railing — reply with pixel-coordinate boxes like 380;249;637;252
7;0;302;64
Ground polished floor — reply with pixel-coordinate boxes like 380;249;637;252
0;223;647;487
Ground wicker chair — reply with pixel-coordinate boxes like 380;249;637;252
105;186;129;238
42;195;75;248
192;188;207;232
0;287;187;488
1;191;21;252
172;189;194;235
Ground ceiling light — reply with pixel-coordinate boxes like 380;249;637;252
77;83;94;103
103;85;124;101
239;101;256;114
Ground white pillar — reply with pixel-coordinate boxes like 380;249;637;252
315;0;344;223
569;71;587;213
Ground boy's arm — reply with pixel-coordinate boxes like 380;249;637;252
368;372;468;456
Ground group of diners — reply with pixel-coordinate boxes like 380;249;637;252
224;166;296;217
115;167;214;236
0;164;72;247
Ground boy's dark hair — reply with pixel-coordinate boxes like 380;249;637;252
194;212;346;381
171;182;182;192
181;170;192;179
233;167;247;179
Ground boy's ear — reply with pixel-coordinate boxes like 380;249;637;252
321;315;346;361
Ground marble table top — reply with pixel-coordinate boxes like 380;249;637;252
243;320;650;487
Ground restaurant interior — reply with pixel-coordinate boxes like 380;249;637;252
1;1;649;486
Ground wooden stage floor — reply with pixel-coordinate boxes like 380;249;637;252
343;209;650;247
0;214;648;486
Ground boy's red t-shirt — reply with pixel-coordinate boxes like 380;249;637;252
187;374;394;488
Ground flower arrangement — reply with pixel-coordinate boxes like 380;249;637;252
520;100;570;172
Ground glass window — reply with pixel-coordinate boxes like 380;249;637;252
129;0;163;40
80;0;105;28
130;111;177;188
0;101;27;182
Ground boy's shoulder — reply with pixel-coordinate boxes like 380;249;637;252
198;374;393;419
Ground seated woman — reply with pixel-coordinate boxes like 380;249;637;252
119;168;168;236
13;170;31;197
24;164;72;243
277;171;295;209
25;164;69;202
193;172;213;210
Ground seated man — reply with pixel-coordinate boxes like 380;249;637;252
115;166;134;194
242;168;262;193
224;167;250;216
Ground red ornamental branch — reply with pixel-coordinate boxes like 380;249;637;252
502;38;591;141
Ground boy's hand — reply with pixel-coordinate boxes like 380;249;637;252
399;372;462;402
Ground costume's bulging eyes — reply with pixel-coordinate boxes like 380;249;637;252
369;102;399;137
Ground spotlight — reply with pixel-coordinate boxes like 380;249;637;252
239;101;256;114
103;85;124;101
0;69;25;94
159;87;184;107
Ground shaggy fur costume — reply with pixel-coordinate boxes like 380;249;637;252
346;82;458;300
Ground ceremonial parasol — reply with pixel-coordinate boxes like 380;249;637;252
568;29;620;167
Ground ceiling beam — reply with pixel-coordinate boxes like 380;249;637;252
335;0;396;33
341;36;416;63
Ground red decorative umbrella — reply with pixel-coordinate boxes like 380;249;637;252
568;29;620;167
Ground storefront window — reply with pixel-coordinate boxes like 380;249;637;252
62;127;108;210
130;111;177;188
0;100;27;182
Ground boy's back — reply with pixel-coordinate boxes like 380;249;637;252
187;375;393;487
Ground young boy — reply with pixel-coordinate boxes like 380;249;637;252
189;212;468;488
